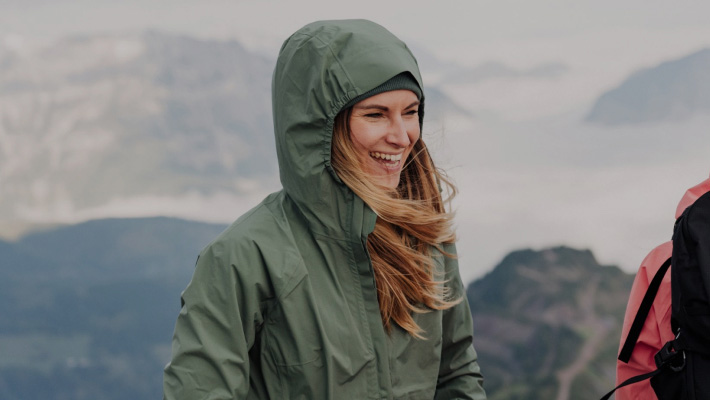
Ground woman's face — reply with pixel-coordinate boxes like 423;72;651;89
348;90;421;189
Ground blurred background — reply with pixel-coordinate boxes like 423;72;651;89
1;1;709;399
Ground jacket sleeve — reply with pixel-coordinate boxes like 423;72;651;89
435;243;487;400
614;243;673;400
163;242;266;400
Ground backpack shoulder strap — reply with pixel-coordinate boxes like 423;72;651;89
618;257;672;363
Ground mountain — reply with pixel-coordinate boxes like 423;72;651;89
409;42;568;86
0;217;635;400
0;32;276;228
0;217;227;400
586;48;710;125
468;246;634;400
0;32;471;236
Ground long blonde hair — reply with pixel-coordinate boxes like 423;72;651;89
331;108;460;338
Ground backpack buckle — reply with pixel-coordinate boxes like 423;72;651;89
655;340;686;372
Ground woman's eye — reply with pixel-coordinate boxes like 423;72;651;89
365;113;383;118
405;109;418;115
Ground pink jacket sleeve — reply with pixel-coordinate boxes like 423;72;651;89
615;242;674;400
616;173;710;399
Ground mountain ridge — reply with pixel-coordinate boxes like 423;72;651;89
468;246;632;400
0;31;472;237
0;31;276;228
586;47;710;125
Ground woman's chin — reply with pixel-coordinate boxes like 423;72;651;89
371;173;402;190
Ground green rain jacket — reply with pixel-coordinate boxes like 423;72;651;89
163;19;486;400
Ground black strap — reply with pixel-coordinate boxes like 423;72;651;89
601;339;685;400
599;367;664;400
618;257;672;363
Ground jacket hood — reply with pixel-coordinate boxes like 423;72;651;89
271;19;424;236
676;172;710;219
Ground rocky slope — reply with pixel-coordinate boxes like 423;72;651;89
468;246;634;400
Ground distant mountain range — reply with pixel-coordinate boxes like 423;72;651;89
0;217;227;400
0;32;470;235
586;48;710;125
2;31;707;232
0;32;276;228
0;217;633;400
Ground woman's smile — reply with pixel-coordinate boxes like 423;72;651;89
369;151;403;162
369;151;404;173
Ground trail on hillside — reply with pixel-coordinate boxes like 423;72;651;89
555;277;613;400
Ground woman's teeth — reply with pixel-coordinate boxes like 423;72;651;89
369;152;402;162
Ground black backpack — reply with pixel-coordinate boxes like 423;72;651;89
601;191;710;400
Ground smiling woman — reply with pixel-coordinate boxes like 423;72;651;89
330;74;465;339
164;19;486;400
348;89;421;189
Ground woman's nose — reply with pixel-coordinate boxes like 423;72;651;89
386;117;411;147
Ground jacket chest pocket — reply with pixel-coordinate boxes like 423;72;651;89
389;311;443;397
262;275;325;368
261;274;374;398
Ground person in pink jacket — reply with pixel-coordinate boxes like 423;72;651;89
615;173;710;399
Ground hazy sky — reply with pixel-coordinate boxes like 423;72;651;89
4;0;710;282
5;1;710;115
4;0;710;67
5;0;710;111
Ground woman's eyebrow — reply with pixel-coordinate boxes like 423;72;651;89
354;101;420;111
354;104;389;111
